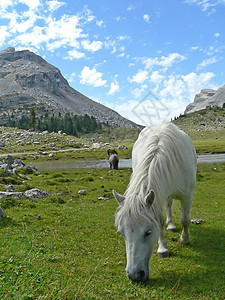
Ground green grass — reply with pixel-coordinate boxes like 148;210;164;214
0;163;224;299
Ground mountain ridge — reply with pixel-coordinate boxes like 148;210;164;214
184;85;225;114
0;47;141;129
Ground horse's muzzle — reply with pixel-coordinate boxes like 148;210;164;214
126;268;149;283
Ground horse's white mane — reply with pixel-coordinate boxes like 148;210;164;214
115;122;195;226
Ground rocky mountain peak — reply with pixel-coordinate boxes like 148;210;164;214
0;47;141;129
185;85;225;114
0;47;15;54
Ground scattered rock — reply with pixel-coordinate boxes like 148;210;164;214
0;155;37;173
0;191;26;200
4;154;14;167
5;185;16;192
117;145;128;149
78;189;87;195
92;143;101;149
24;188;49;199
191;218;204;224
98;197;109;200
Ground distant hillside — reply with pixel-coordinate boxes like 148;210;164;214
174;106;225;137
0;47;140;129
185;85;225;114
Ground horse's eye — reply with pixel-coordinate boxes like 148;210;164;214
144;230;151;237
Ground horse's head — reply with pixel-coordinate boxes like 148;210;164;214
113;190;159;282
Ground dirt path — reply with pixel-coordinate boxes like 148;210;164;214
0;148;87;158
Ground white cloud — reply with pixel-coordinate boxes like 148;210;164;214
80;66;107;87
117;52;125;57
2;3;102;56
143;14;150;23
81;40;103;52
127;4;135;11
81;6;95;23
10;26;48;49
214;32;221;38
131;85;148;99
191;46;199;51
0;0;13;10
159;76;186;101
19;0;41;11
143;52;187;69
185;0;212;11
0;25;10;46
46;15;85;42
117;35;130;41
65;49;85;60
129;70;149;84
106;98;187;126
150;71;165;85
9;10;38;33
67;72;77;83
196;56;220;70
96;20;104;27
182;72;216;99
185;0;225;14
108;81;120;95
114;71;217;125
47;0;66;12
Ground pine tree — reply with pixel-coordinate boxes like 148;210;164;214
30;108;36;130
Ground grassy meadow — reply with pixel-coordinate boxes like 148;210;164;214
0;108;225;299
0;162;224;299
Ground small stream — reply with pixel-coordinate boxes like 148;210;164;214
30;154;225;171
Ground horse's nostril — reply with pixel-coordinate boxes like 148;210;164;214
139;270;146;281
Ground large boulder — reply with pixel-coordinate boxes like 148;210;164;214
24;188;49;199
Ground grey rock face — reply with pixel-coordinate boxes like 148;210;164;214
0;191;26;199
185;86;225;114
5;185;16;192
24;188;49;199
0;48;141;129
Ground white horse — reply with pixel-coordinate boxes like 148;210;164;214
113;122;197;282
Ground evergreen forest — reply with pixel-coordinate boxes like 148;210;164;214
4;111;102;136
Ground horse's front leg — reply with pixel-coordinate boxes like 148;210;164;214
179;194;193;244
166;197;177;232
157;217;169;258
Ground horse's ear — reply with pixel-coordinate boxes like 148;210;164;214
113;190;125;205
145;190;155;207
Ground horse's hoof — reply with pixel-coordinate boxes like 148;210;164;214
166;227;177;233
178;236;190;245
157;250;170;258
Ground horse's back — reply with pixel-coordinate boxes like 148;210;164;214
132;122;197;198
133;122;196;166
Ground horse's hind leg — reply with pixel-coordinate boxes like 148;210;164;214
166;198;177;232
179;193;193;244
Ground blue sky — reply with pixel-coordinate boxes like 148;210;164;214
1;0;225;125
